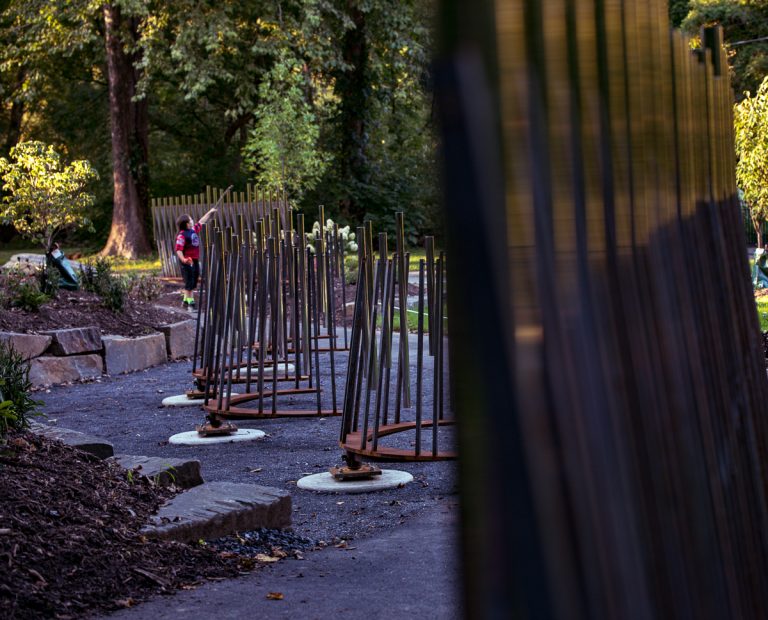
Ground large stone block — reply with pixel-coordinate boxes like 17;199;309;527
0;331;52;360
28;354;103;387
102;333;167;375
142;481;291;542
158;319;197;359
111;454;203;488
30;423;114;459
42;327;102;356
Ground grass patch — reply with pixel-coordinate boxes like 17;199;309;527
375;307;448;333
756;294;768;331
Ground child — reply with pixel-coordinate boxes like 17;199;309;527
175;207;217;308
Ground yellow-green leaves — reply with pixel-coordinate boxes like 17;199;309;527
0;141;99;251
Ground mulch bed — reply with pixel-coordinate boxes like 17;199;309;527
0;289;184;338
0;431;242;619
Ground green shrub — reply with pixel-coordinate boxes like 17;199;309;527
127;274;163;303
344;255;359;285
39;263;61;297
79;257;127;312
0;341;41;438
1;267;49;312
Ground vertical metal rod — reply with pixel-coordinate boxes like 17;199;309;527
416;259;425;456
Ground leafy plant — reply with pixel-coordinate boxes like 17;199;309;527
735;77;768;248
39;263;61;297
126;274;163;303
305;219;358;255
0;341;41;438
79;256;127;312
2;267;50;312
0;141;98;252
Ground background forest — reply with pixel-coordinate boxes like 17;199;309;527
0;0;437;257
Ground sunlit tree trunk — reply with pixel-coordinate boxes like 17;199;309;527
100;1;151;258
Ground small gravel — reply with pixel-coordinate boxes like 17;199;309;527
37;348;458;545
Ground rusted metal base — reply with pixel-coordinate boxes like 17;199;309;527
195;420;238;436
329;464;382;481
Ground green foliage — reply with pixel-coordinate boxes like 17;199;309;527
0;341;41;438
669;0;691;28
126;273;163;303
683;1;768;98
39;262;61;297
79;256;127;312
735;77;768;245
0;267;49;312
0;141;98;251
243;50;329;202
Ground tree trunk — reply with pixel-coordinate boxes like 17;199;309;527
100;2;151;258
336;1;368;221
752;213;764;249
3;68;25;157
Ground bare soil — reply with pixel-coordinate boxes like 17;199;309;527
0;287;186;338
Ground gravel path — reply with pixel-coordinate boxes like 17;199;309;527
37;346;458;547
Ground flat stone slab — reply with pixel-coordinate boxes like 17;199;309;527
168;429;265;445
157;319;197;359
297;470;414;494
111;454;203;488
0;331;52;360
42;326;102;356
142;481;291;542
29;422;114;459
28;353;104;387
103;333;167;375
161;392;238;407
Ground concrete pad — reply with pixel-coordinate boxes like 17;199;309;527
112;454;203;488
168;429;265;445
297;469;414;493
141;481;291;542
29;422;114;459
237;362;295;375
161;392;238;407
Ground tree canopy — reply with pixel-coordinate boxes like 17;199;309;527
0;0;438;255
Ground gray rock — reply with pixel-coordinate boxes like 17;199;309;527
42;327;102;356
28;354;103;387
157;319;197;359
0;332;52;360
102;333;167;375
29;422;114;459
1;253;83;273
111;454;203;488
142;481;291;542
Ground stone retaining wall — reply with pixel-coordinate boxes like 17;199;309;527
1;317;197;387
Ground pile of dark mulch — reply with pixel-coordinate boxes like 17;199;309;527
0;432;241;619
0;290;183;337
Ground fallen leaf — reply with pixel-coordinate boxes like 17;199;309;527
255;554;281;563
266;592;284;600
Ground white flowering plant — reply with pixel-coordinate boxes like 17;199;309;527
305;218;358;255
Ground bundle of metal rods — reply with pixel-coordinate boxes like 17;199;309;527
192;207;349;420
150;185;290;277
339;213;453;462
439;0;768;616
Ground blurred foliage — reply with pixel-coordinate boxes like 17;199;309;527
0;0;439;246
682;1;768;99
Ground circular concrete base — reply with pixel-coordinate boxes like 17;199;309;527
297;469;413;494
168;429;265;445
237;362;295;375
162;393;239;407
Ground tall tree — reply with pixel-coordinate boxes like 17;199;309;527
100;2;151;257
